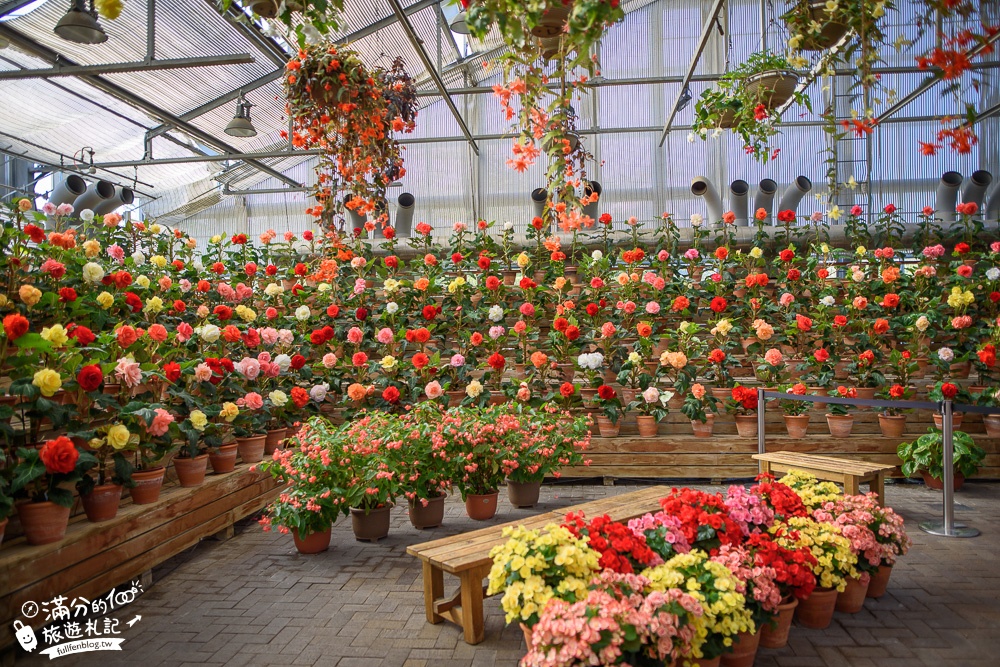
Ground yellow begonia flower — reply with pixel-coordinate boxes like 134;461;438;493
97;291;114;309
220;402;239;422
41;324;69;347
189;411;208;432
106;424;131;449
32;368;62;397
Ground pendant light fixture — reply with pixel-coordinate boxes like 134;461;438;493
54;0;108;44
449;10;470;34
224;95;257;138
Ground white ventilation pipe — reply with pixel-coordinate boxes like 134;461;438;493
985;181;1000;223
776;176;812;216
530;188;547;220
753;179;778;224
73;180;114;212
49;174;87;206
92;186;134;216
961;169;992;214
935;171;963;224
691;176;724;223
581;180;602;221
344;196;366;229
729;180;749;226
395;192;415;237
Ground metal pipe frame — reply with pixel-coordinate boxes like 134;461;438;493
918;400;980;538
385;0;480;155
0;54;257;80
658;0;727;147
0;0;36;18
0;24;300;188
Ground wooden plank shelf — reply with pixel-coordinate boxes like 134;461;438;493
0;466;283;653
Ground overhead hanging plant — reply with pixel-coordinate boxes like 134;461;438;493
691;51;811;162
283;46;418;237
220;1;345;45
460;0;625;226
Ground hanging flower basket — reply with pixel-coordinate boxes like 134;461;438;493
744;70;800;108
788;0;851;51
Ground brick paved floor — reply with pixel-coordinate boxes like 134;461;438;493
20;480;1000;667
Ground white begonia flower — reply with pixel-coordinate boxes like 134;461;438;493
466;379;483;398
193;259;204;272
711;128;724;139
269;390;288;407
687;132;697;143
820;295;836;307
690;213;704;227
131;250;146;266
274;354;291;372
80;209;95;223
503;221;514;231
385;302;399;315
749;247;763;259
198;324;220;343
642;386;660;403
915;315;930;332
310;383;329;402
987;267;1000;281
264;282;284;297
82;262;105;284
294;305;311;321
937;347;954;362
628;351;642;365
591;250;603;261
488;305;504;322
317;283;331;292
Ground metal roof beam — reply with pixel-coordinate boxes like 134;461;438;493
658;0;726;146
0;24;300;188
0;54;256;80
386;0;480;155
0;0;37;19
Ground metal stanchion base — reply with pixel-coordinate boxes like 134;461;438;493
918;521;980;538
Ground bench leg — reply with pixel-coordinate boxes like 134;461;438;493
875;472;886;506
760;460;771;477
423;562;444;624
459;567;486;645
843;474;859;496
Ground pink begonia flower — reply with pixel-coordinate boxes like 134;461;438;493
779;293;795;307
424;381;443;399
992;241;1000;253
243;392;264;410
601;322;616;338
196;305;210;319
653;277;666;290
262;362;280;378
589;277;605;289
657;249;669;262
217;283;236;301
376;327;394;344
257;351;272;363
236;358;261;380
922;244;946;258
810;211;824;222
56;203;74;217
235;283;253;300
516;384;531;401
642;386;659;403
158;276;172;291
710;272;722;283
148;408;174;437
645;301;660;315
176;322;193;342
353;278;366;295
449;354;465;367
322;353;338;368
642;271;657;285
277;329;294;345
850;205;863;216
956;264;973;278
41;202;57;215
193;363;213;382
683;248;700;260
108;244;125;263
519;302;535;317
764;348;784;366
179;279;192;293
259;327;279;345
488;325;505;339
853;296;868;309
513;320;527;334
623;300;636;314
114;357;142;388
347;327;364;345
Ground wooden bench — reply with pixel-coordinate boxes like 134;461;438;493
753;452;896;506
406;485;670;645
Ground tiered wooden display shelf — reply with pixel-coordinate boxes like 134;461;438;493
0;466;282;654
562;408;1000;483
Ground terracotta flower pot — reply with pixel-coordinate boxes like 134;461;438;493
292;526;331;554
720;627;762;667
710;387;732;401
878;414;907;438
983;415;1000;438
854;386;877;402
795;586;838;629
446;390;465;407
408;495;445;530
734;414;758;438
501;270;518;286
666;391;685;410
760;596;798;648
173;455;209;488
520;622;532;647
933;412;964;429
465;492;499;521
130;467;166;505
81;483;123;522
949;360;971;379
826;413;854;437
596;415;621;437
17;501;71;545
866;564;893;598
691;414;715;438
507;480;542;508
836;575;870;613
264;428;288;455
920;470;965;490
783;414;810;439
236;434;267;463
351;505;392;542
692;656;720;667
209;444;238;474
635;415;659;437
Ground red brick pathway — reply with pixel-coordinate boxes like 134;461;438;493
16;482;1000;666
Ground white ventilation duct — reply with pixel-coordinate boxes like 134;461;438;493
530;188;547;220
93;186;135;216
985;181;1000;223
49;174;87;206
935;171;963;225
729;180;749;226
690;176;723;223
344;196;366;229
961;170;992;214
753;179;778;224
776;176;812;215
581;180;602;221
73;180;114;212
395;192;415;237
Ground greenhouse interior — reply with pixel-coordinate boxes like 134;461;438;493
0;0;998;665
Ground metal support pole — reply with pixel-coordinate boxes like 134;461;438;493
920;400;979;538
757;388;766;457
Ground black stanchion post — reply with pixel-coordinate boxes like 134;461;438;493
757;388;766;458
919;399;979;538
